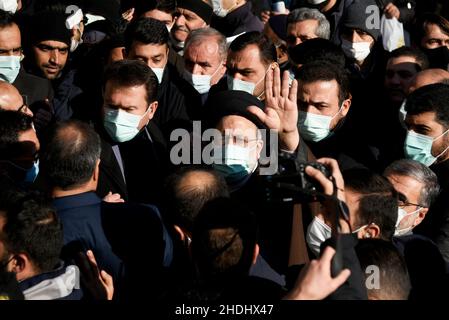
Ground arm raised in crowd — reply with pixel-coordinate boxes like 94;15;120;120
248;66;300;152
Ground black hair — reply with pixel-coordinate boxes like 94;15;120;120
355;239;411;300
229;31;276;66
164;166;230;233
40;120;101;190
191;197;258;281
136;0;176;16
0;9;15;28
413;13;449;48
405;83;449;128
103;59;158;104
296;61;351;104
388;46;429;72
124;17;169;51
344;168;398;240
1;192;63;274
0;111;34;161
288;38;346;68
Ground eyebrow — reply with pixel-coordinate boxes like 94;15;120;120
36;44;69;50
105;102;138;110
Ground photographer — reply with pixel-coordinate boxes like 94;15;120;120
285;157;367;299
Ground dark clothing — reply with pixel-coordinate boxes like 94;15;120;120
211;2;264;37
96;122;169;206
51;69;84;122
415;159;449;264
13;67;53;108
153;65;191;137
53;192;124;282
393;234;449;300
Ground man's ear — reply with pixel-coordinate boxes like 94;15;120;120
173;225;185;241
10;254;32;281
93;159;101;182
147;101;158;120
340;97;352;117
252;243;259;265
414;208;429;227
364;224;380;239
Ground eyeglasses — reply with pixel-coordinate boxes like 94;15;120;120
398;200;423;209
18;104;30;114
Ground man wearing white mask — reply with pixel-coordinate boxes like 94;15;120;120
402;83;449;263
97;60;169;206
213;31;277;101
383;159;439;237
296;61;381;171
210;0;263;38
182;27;226;105
124;17;189;134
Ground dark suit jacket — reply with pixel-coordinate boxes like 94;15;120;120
13;67;53;109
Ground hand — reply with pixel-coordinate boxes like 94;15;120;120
305;158;345;202
384;3;400;19
75;250;114;300
103;191;125;203
284;246;351;300
122;8;134;22
260;10;271;24
248;67;300;152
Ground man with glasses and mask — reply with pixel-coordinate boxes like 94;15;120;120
403;83;449;263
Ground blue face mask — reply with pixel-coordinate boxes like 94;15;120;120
3;159;39;183
404;129;449;166
103;106;152;143
211;144;257;184
0;56;21;83
298;106;343;142
227;66;270;99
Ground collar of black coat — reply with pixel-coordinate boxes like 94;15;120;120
212;2;252;35
430;157;449;188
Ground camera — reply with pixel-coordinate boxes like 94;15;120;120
263;151;332;203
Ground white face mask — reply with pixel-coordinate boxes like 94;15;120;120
404;129;449;167
306;217;332;257
227;66;270;98
103;106;152;143
183;62;223;94
70;38;83;52
395;207;421;236
0;0;18;13
341;39;372;62
298;105;343;142
151;67;165;84
212;0;237;18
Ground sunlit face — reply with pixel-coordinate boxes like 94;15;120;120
286;19;319;47
405;111;449;162
127;42;169;69
297;79;350;129
341;28;375;46
32;40;69;79
103;81;157;131
171;8;207;43
227;44;271;97
143;9;175;30
0;23;22;57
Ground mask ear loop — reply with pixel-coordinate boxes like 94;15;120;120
432;129;449;162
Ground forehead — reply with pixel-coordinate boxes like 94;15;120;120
386;174;423;199
406;111;438;125
387;56;419;69
178;7;202;20
298;79;340;98
104;81;147;102
131;42;167;54
289;19;318;33
35;40;69;49
143;9;173;20
216;115;258;136
229;44;263;65
186;38;220;57
424;23;449;38
0;24;21;40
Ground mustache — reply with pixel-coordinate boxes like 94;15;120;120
42;63;63;69
173;25;188;33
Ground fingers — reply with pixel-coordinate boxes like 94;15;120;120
320;246;336;266
289;79;298;103
100;270;114;300
273;65;281;99
305;166;334;195
265;68;274;101
87;250;99;269
247;105;268;124
281;70;290;101
331;269;351;289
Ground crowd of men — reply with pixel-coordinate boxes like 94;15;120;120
1;0;449;302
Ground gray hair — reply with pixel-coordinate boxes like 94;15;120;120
184;27;227;61
384;159;440;207
287;8;331;40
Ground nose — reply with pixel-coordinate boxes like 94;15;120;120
176;14;185;26
49;50;59;64
192;64;202;75
350;30;362;43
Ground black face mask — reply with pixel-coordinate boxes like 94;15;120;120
423;46;449;70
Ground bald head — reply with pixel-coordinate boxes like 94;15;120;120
408;69;449;94
0;82;31;116
166;167;230;233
